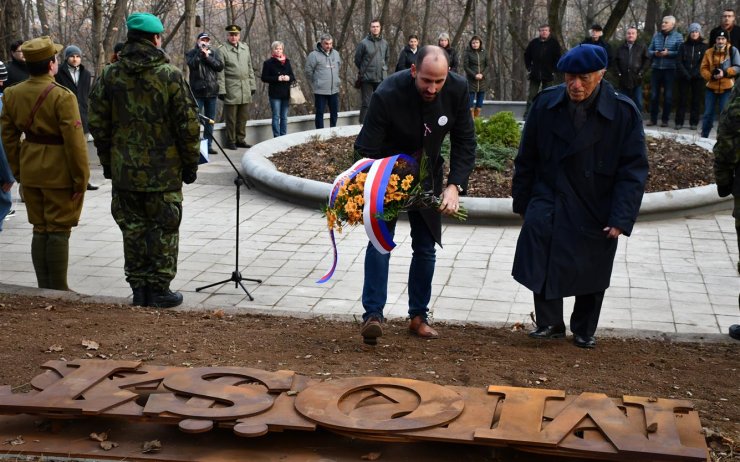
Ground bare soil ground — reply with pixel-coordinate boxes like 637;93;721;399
0;294;737;460
270;136;714;198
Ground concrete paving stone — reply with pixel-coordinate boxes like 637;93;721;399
287;285;329;298
626;253;662;264
609;276;629;287
629;276;671;290
627;264;665;277
669;292;711;306
633;321;677;333
598;318;634;330
666;280;707;293
509;302;535;315
601;297;630;310
659;243;694;253
709;294;740;305
705;283;740;298
4;271;39;284
670;300;714;313
471;299;513;312
630;288;669;300
661;264;702;275
663;272;705;283
675;322;720;334
76;276;129;295
672;311;719;325
261;275;304;287
466;310;509;324
632;309;674;322
266;242;303;252
716;315;739;331
477;288;518;302
432;296;474;310
712;304;740;316
439;284;480;299
629;297;672;310
202;292;253;307
447;273;486;288
430;308;470;322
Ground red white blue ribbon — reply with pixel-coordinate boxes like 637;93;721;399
317;154;417;283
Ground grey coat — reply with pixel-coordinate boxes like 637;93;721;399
354;35;389;84
305;43;341;95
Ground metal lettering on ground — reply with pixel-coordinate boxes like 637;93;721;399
0;360;708;461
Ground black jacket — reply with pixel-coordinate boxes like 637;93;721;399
260;56;295;100
441;45;459;72
5;59;28;88
354;69;476;245
709;25;740;47
676;38;709;80
185;45;224;98
55;63;92;132
395;45;417;72
524;37;562;83
580;37;613;64
613;41;650;90
463;46;489;92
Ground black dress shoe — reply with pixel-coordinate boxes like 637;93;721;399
528;325;566;339
573;334;596;349
86;182;99;191
208;147;217;155
730;324;740;340
236;141;252;148
224;142;237;150
149;289;183;308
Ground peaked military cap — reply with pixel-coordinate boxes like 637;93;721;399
127;12;165;34
557;44;608;74
22;36;63;63
225;24;242;33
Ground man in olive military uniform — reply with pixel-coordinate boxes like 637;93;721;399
218;24;256;150
1;36;90;291
713;83;740;276
89;12;200;308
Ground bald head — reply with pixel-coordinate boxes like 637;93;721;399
416;45;449;72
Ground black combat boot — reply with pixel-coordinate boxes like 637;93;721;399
132;286;150;306
149;288;183;309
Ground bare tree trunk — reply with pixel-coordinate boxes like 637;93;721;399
379;0;390;32
644;0;659;40
1;0;24;60
263;0;276;44
547;0;567;49
364;0;372;30
602;0;630;41
36;0;50;37
336;0;360;51
92;0;104;74
181;0;198;75
420;0;432;44
451;0;474;49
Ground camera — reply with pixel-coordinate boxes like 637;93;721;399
200;43;210;50
712;67;722;77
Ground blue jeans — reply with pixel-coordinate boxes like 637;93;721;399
269;98;289;137
314;93;339;129
362;211;436;322
196;97;217;149
702;90;731;137
649;69;676;124
469;91;485;109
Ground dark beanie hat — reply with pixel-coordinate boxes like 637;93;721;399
64;45;82;60
557;44;608;74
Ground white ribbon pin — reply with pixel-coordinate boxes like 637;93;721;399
438;115;448;126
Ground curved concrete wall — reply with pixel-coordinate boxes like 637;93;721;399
241;120;731;223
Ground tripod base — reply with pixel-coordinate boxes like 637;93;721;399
196;271;262;301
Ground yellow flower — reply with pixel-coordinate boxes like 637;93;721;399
345;200;357;213
355;195;365;206
401;175;414;190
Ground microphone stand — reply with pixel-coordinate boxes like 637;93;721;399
195;114;262;300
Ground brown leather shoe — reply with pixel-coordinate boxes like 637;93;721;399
360;317;383;345
408;315;439;339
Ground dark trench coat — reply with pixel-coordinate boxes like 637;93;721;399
354;69;476;245
512;81;648;299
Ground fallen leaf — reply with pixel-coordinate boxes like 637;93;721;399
510;322;525;332
3;436;24;446
361;452;382;460
82;340;100;350
100;441;119;451
142;439;162;453
89;432;108;442
213;309;225;319
44;305;55;311
45;345;63;353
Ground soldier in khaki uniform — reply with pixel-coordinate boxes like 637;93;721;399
0;36;89;291
218;24;256;150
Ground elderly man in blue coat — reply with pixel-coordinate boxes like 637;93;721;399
512;44;648;349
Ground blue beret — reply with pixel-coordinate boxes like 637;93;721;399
126;12;164;34
557;44;608;74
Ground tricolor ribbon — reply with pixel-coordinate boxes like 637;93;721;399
317;154;417;283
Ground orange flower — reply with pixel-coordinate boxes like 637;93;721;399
401;175;414;190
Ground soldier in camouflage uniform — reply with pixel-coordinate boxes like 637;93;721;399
713;83;740;275
1;36;90;291
89;12;200;308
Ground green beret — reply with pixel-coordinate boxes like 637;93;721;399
22;36;64;63
127;12;164;34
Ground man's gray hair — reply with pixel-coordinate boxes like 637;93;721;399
271;41;284;51
319;33;333;42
